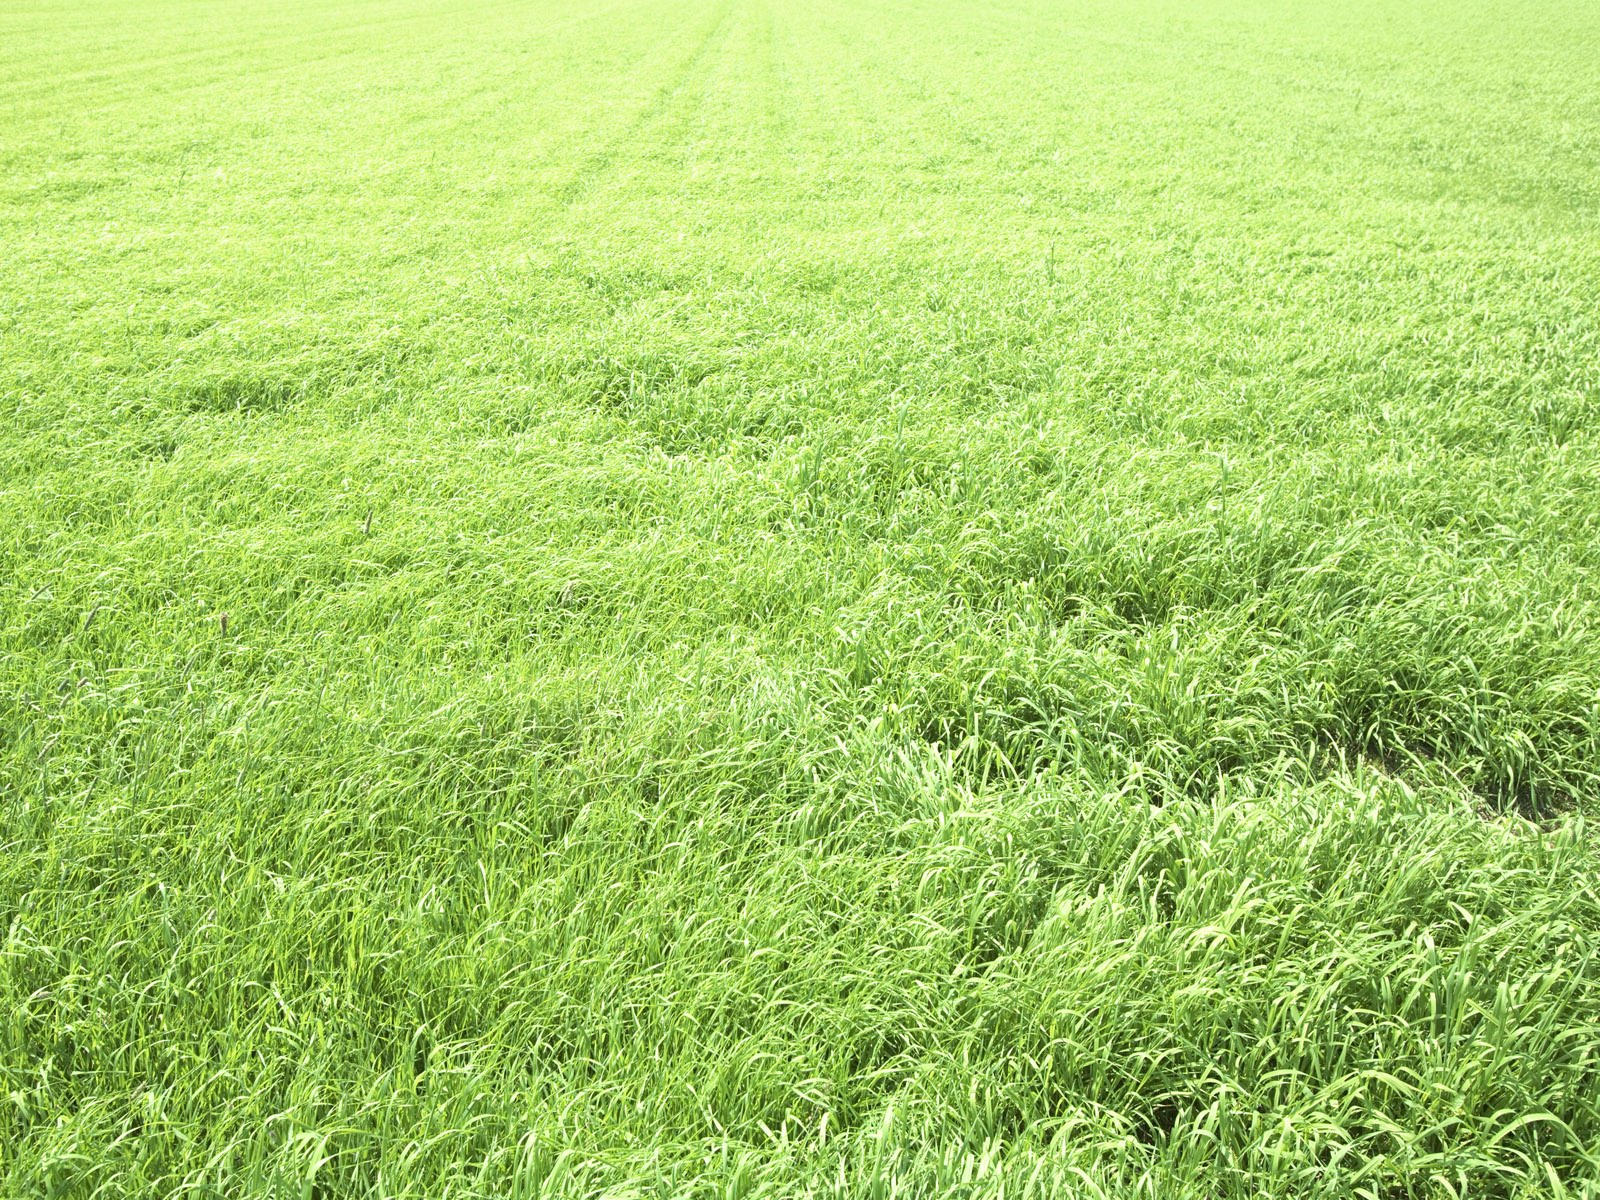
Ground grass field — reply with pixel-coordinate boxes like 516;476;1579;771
5;0;1600;1194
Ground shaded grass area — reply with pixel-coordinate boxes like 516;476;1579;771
3;0;1600;1194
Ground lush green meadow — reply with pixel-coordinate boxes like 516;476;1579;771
4;0;1600;1194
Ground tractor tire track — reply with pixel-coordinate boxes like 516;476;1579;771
545;0;735;216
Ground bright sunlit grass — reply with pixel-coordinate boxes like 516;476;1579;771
3;0;1600;1195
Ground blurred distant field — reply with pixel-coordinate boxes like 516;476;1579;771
3;0;1600;1196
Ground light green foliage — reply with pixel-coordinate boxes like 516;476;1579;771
3;0;1600;1194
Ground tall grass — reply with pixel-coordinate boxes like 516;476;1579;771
4;0;1600;1194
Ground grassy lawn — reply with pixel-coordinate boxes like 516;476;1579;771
3;0;1600;1194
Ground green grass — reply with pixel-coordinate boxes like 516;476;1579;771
4;0;1600;1194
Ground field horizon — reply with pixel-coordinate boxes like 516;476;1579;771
4;0;1600;1195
